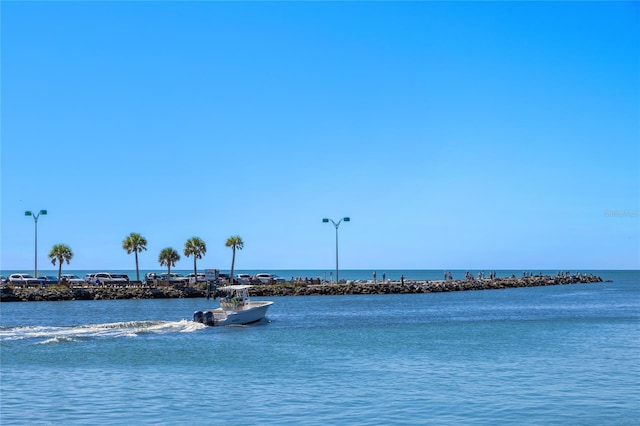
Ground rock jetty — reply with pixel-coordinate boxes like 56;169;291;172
0;285;206;302
0;274;603;302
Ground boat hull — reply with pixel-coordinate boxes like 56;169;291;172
207;301;273;326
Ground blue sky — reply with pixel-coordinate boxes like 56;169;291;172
2;1;638;272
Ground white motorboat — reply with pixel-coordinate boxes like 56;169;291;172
193;285;273;326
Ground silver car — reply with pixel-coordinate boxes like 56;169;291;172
93;272;127;285
61;274;85;284
187;273;207;283
8;273;42;286
236;274;251;284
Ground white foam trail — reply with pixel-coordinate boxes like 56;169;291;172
1;319;206;343
38;336;78;345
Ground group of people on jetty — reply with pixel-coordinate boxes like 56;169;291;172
292;270;598;284
449;271;499;280
439;270;593;281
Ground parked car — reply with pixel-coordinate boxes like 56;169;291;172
144;272;160;285
236;273;251;284
158;273;189;284
61;274;85;284
112;273;130;283
93;272;128;285
38;275;59;285
254;273;279;284
83;273;96;283
8;273;42;286
187;272;206;283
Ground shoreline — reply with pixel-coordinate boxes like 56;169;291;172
0;274;604;302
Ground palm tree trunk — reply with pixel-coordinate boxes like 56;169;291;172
193;257;197;284
58;262;62;284
230;247;236;284
135;251;140;282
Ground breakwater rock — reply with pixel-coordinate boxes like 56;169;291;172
1;274;603;302
0;286;206;302
250;274;604;296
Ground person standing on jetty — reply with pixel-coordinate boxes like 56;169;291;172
373;271;377;283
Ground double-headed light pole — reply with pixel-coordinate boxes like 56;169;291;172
25;209;47;277
322;217;350;284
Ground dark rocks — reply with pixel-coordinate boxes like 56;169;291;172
0;285;207;302
248;274;604;297
0;274;603;302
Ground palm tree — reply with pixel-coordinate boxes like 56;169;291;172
184;237;206;284
123;232;147;282
49;244;73;284
158;247;180;284
225;236;244;283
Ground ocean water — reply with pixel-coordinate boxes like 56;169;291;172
1;270;638;425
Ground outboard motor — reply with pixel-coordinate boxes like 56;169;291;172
203;311;214;326
193;311;204;323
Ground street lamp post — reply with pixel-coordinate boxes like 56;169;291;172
322;217;350;284
25;209;47;278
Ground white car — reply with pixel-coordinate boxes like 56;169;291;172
159;273;189;284
8;273;42;286
253;273;285;284
187;273;206;282
236;274;251;284
61;274;85;284
93;272;128;284
254;273;274;283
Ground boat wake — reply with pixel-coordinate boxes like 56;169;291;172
0;320;206;344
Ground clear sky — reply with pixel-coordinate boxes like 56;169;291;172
1;1;639;272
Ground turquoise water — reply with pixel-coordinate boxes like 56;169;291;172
1;270;638;424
